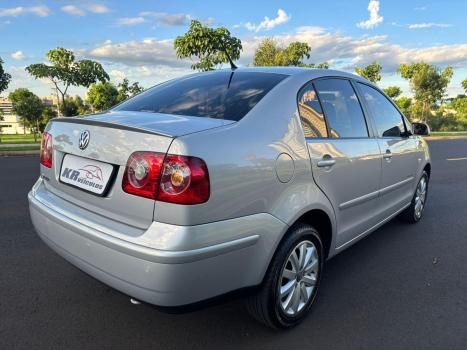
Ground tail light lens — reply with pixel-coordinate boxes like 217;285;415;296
122;152;210;204
40;132;53;168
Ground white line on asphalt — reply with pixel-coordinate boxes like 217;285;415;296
447;157;467;161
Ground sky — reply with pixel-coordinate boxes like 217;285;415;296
0;0;466;98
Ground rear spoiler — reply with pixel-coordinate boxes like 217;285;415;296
50;117;171;137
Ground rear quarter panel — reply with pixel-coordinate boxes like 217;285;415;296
153;74;337;253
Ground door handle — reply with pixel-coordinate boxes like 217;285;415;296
317;156;336;168
383;150;392;160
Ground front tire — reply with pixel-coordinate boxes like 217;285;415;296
246;224;323;329
400;171;429;223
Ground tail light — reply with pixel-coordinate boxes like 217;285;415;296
122;152;210;204
40;132;53;168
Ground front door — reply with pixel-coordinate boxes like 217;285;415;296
356;83;419;217
298;78;382;248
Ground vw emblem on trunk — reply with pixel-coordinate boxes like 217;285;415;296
78;130;90;150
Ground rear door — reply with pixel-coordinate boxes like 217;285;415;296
356;83;419;217
299;78;382;248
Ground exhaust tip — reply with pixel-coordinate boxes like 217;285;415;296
130;298;141;305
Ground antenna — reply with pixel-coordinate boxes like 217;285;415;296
220;42;237;70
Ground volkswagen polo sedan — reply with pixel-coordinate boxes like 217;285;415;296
29;68;431;328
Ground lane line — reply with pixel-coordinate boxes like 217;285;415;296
447;157;467;161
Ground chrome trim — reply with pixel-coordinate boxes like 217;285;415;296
335;202;410;250
379;176;414;196
339;176;414;210
339;190;379;210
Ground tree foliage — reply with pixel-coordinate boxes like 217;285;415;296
174;20;242;71
86;82;119;112
0;56;11;94
355;61;382;83
40;106;57;132
383;86;402;100
117;78;144;102
60;95;91;116
8;88;44;141
462;78;467;94
253;38;329;68
25;48;109;114
399;63;453;122
395;97;413;120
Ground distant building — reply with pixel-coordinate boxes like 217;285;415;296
0;96;57;134
0;97;30;134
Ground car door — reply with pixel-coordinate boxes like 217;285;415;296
298;78;382;248
356;82;420;217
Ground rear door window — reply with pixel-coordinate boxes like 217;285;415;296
314;79;369;138
297;83;328;138
113;71;287;121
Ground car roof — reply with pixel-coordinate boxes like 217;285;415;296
219;66;369;83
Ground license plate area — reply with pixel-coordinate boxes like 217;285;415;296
59;154;117;196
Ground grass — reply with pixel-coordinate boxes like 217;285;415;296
0;134;41;144
0;145;40;152
430;131;467;137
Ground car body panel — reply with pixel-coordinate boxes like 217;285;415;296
29;67;431;307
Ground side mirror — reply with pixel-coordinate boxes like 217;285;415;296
412;122;430;136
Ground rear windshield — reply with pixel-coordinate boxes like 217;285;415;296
113;71;287;121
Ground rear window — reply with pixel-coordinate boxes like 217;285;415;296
113;71;287;121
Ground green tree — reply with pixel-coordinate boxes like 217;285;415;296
86;82;119;112
383;86;402;100
462;78;467;94
395;97;413;120
399;63;453;123
117;78;144;102
174;20;242;71
355;61;382;83
8;88;44;142
0;56;11;94
40;106;57;132
26;48;109;115
253;38;329;68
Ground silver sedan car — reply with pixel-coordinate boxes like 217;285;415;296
29;68;431;329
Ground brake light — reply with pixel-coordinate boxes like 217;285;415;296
122;152;210;204
40;132;53;168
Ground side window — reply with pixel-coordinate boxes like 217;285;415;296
358;83;406;137
297;83;328;138
314;79;368;138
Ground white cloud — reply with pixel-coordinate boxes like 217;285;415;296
408;23;452;29
61;5;85;17
86;4;110;14
61;3;110;17
414;6;427;10
357;0;383;29
243;9;291;32
11;51;25;60
140;12;191;26
110;69;126;81
87;38;186;67
0;6;50;17
116;17;145;25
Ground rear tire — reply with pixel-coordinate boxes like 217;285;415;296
246;224;323;329
400;171;429;223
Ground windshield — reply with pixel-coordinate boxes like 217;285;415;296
113;71;287;121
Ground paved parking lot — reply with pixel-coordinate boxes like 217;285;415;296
1;138;467;350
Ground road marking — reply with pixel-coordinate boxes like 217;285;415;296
447;157;467;161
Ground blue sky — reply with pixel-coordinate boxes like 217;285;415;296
1;0;466;98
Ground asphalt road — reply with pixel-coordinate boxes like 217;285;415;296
1;139;467;350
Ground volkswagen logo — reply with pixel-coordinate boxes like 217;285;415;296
78;130;90;150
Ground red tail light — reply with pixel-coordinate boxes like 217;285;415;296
122;152;210;204
40;132;53;168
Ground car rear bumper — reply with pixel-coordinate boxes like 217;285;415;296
28;179;287;306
